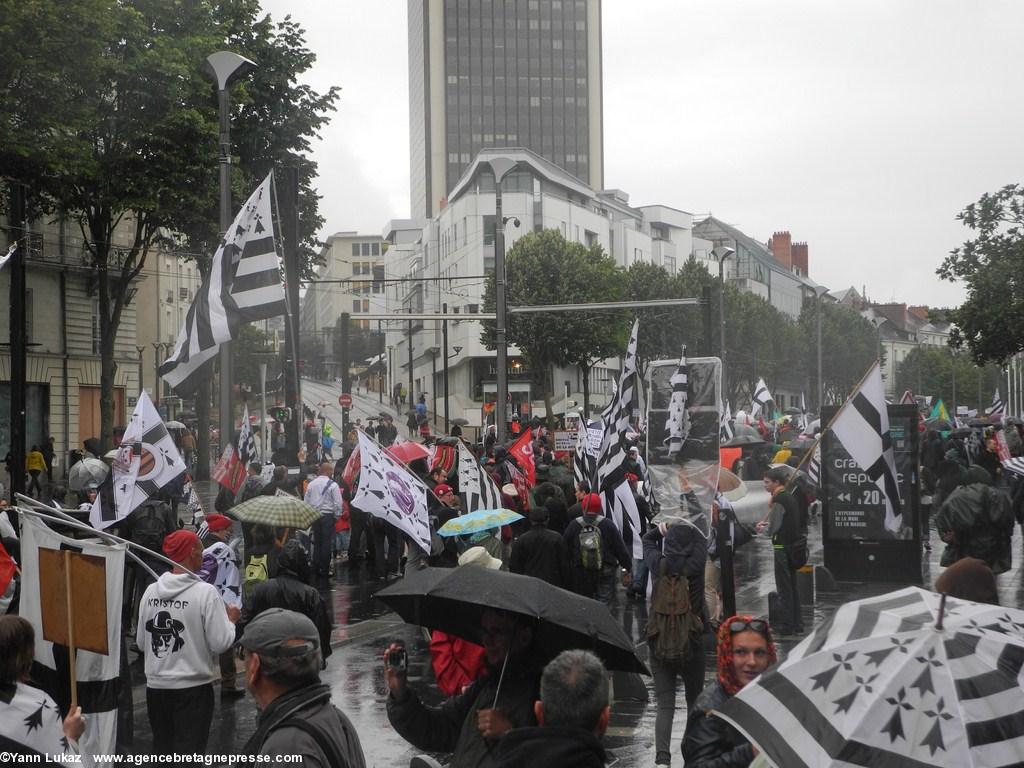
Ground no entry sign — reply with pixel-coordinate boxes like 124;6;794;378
338;393;352;409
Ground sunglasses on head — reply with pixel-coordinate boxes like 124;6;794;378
729;618;769;635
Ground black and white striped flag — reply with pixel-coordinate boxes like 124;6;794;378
1001;456;1024;477
238;404;256;465
799;391;808;432
830;361;902;532
573;418;598;490
806;444;821;486
720;399;734;442
605;480;644;561
988;389;1006;417
457;440;502;513
750;377;772;417
596;318;640;490
159;173;286;395
664;346;690;456
717;587;1024;768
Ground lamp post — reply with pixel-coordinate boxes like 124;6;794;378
442;302;449;432
487;157;517;444
205;51;256;465
136;346;146;399
151;343;165;407
712;246;735;399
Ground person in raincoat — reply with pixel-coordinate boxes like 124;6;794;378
935;465;1015;574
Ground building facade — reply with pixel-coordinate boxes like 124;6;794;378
300;232;389;379
1;214;142;475
384;147;696;429
408;0;604;219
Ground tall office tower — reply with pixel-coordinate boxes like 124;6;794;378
408;0;604;219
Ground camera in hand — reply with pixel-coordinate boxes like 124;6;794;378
386;648;407;672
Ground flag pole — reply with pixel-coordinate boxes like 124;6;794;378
64;550;78;710
783;360;881;490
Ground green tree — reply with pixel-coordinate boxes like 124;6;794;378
797;299;880;408
234;324;279;401
482;230;628;421
1;0;338;450
938;184;1024;364
894;347;1004;413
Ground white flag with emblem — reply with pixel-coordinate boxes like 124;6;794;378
89;391;185;530
353;431;431;552
751;377;773;418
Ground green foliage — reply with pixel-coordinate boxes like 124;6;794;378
482;230;628;413
797;299;881;407
234;324;279;395
894;347;1004;412
938;184;1024;364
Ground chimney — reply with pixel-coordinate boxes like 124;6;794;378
769;231;792;269
791;242;808;276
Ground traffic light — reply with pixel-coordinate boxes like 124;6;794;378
270;406;292;423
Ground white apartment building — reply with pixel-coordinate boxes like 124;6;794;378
384;147;697;428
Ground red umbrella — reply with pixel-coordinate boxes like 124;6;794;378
387;441;430;464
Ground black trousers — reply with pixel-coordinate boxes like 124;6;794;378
348;508;372;561
371;517;400;577
773;547;803;632
146;683;215;754
313;514;335;575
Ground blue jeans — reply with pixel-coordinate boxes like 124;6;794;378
631;556;649;595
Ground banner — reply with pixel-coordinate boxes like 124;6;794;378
353;432;431;552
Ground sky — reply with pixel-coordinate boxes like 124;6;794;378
258;0;1024;308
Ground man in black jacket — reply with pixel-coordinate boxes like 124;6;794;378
384;609;541;767
757;466;804;635
241;609;364;766
488;649;610;768
509;506;572;589
562;493;632;601
240;540;333;665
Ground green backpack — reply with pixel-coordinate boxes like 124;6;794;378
646;560;703;663
577;515;604;571
243;554;270;603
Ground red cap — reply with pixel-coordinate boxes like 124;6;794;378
162;530;200;563
624;473;639;484
204;514;232;533
582;493;602;515
434;484;454;496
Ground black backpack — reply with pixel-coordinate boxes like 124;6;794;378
129;502;172;555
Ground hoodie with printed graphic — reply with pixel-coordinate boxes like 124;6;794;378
136;572;236;689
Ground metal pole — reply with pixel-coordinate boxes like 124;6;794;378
817;297;823;410
951;352;957;419
340;312;350;439
136;346;146;398
378;320;384;404
7;182;27;503
259;362;267;462
488;157;517;445
719;508;736;620
408;319;414;421
216;83;234;459
443;303;450;434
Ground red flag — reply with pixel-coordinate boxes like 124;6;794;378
509;428;536;487
212;442;246;494
342;446;361;489
0;538;17;599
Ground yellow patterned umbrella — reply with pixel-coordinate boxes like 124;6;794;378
437;508;523;537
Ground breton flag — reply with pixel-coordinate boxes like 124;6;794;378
596;318;640;489
720;399;734;442
830;361;902;532
605;480;644;561
159;173;286;396
212;404;254;494
89;391;185;530
716;587;1024;768
988;389;1006;417
806;444;821;486
19;514;126;761
1002;456;1024;477
457;440;502;513
353;431;431;552
664;346;690;456
202;541;242;608
573;419;599;490
750;377;773;418
799;392;809;432
184;477;205;527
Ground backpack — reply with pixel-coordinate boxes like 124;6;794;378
576;515;604;571
646;559;702;663
129;502;171;555
243;554;270;603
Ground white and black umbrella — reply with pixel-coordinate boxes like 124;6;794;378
716;586;1024;767
68;458;109;491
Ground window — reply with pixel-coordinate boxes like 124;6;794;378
351;243;360;256
352;300;361;313
371;242;380;256
361;243;371;256
362;299;370;312
179;286;189;300
92;297;102;354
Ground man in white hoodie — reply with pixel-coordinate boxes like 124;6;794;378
137;529;240;754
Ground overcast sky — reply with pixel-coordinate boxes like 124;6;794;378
258;0;1024;308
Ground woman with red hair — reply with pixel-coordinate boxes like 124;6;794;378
680;615;776;767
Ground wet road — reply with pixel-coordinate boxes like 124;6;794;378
126;388;1024;765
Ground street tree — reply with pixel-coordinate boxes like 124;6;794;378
797;299;880;407
1;0;338;451
481;230;627;422
894;346;1003;413
938;183;1024;364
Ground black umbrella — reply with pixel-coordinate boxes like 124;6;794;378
948;427;973;438
376;566;648;675
722;434;765;447
785;436;816;453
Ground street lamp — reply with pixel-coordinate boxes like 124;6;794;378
486;156;518;444
136;346;146;399
152;342;166;407
802;285;830;411
205;51;256;464
444;340;463;435
712;246;735;399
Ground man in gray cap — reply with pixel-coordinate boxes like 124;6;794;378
240;609;365;767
